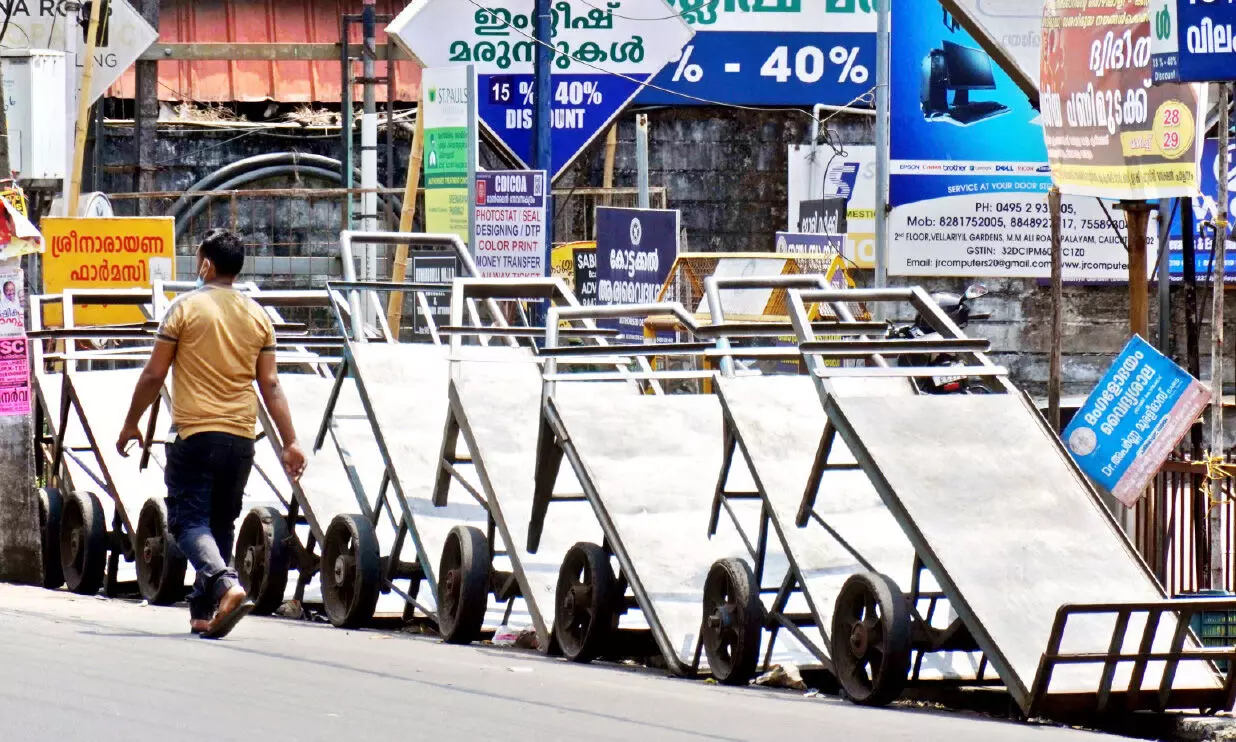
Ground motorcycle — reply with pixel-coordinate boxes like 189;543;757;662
888;285;993;395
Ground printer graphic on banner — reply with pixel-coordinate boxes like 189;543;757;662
1062;336;1209;507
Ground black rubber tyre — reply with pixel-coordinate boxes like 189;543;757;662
553;542;618;664
702;558;763;685
38;487;64;589
236;506;291;616
830;571;913;707
59;491;106;595
135;498;188;605
321;514;381;629
436;525;490;645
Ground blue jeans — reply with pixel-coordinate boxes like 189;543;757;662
164;432;255;621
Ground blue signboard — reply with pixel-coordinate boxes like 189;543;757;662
595;207;680;341
1062;336;1209;506
635;1;876;106
480;75;643;179
1151;0;1236;84
637;32;876;106
1164;138;1236;281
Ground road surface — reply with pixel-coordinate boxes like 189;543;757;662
0;585;1127;742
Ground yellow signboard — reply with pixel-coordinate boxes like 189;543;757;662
42;217;176;326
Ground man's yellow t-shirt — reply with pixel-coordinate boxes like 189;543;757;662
156;286;275;440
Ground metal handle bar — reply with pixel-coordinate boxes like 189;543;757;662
800;337;991;357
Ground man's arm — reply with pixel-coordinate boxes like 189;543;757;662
256;353;306;480
116;341;175;456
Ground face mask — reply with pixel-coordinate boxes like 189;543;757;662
195;276;205;289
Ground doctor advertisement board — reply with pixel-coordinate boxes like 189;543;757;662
1063;336;1208;507
888;0;1152;280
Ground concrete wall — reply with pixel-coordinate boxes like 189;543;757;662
97;112;1234;405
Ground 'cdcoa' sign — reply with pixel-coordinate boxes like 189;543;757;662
1063;335;1209;506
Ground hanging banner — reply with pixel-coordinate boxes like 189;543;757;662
889;0;1153;280
41;217;175;326
1063;335;1209;507
1040;0;1208;199
596;207;679;340
473;169;547;278
422;66;476;245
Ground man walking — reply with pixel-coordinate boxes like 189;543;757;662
117;229;306;639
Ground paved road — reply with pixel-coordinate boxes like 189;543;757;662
0;585;1126;742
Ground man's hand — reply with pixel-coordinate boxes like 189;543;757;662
282;440;307;482
116;424;144;457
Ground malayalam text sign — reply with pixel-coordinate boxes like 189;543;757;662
388;0;692;179
596;207;679;340
42;216;174;325
1063;335;1209;506
889;1;1149;279
1151;0;1236;84
775;232;842;254
0;334;30;417
473;170;547;278
1040;0;1207;199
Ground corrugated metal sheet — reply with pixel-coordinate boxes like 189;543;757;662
112;0;420;103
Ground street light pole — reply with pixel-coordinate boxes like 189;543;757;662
873;0;890;291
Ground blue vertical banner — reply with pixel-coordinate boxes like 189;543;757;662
1150;0;1236;85
595;207;680;341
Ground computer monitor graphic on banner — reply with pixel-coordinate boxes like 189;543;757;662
921;40;1010;126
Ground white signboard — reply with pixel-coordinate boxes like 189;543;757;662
0;0;157;102
387;0;692;179
473;169;548;278
387;0;692;75
888;181;1158;281
788;144;876;269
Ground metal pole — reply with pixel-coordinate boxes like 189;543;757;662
341;18;354;230
636;114;650;209
68;0;105;216
1048;186;1063;432
1210;82;1231;591
361;1;379;287
534;0;554;278
466;67;478;256
873;0;890;290
1159;199;1173;352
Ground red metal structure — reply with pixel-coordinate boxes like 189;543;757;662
111;0;420;103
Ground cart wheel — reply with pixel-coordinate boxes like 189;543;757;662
38;487;64;589
135;498;188;605
321;514;380;629
831;571;912;707
702;558;763;685
59;491;106;595
436;525;490;644
554;542;618;664
236;506;291;616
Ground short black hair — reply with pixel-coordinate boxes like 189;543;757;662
199;228;245;277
